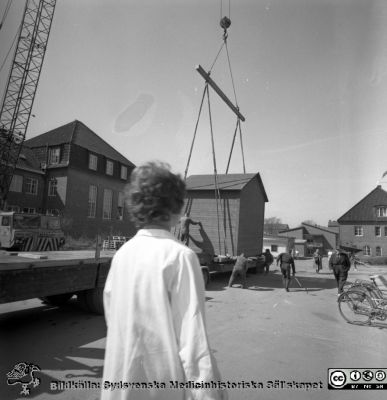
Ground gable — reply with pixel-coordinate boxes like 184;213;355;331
186;173;268;201
25;120;135;167
338;186;387;223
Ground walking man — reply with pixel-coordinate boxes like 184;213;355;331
277;249;296;292
313;249;322;273
228;253;248;289
263;249;274;274
179;212;202;246
329;247;351;296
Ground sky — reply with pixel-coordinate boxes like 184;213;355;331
1;0;387;227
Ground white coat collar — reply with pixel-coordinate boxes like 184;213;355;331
136;228;176;239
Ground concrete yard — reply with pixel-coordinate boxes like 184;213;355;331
1;258;386;400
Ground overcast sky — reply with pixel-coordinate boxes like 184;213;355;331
1;0;387;227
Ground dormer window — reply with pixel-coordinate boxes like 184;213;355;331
49;147;60;164
89;153;98;170
106;160;114;175
376;206;387;217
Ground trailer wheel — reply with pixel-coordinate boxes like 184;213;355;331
77;288;104;315
201;267;210;288
40;293;73;306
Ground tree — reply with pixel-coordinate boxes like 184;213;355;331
264;217;282;225
302;219;317;226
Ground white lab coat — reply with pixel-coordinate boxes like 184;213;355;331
101;229;225;400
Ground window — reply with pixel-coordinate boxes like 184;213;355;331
363;245;371;256
88;185;97;218
89;153;98;170
376;246;382;256
385;226;387;236
375;226;381;237
46;209;60;216
25;178;38;195
117;191;124;220
354;226;363;236
7;205;20;212
48;179;57;196
9;174;23;192
103;189;112;219
49;147;60;164
106;160;114;175
121;165;128;180
22;207;36;214
376;206;387;217
271;245;278;252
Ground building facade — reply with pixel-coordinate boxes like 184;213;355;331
6;120;136;239
338;185;387;257
279;223;338;257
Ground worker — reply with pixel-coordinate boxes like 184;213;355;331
102;161;225;400
329;247;351;296
228;253;248;289
179;212;202;246
262;248;274;274
277;249;296;292
313;249;322;273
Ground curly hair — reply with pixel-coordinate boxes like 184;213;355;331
125;161;186;228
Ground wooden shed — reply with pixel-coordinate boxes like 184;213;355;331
184;173;268;258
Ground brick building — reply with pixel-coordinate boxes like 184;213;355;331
6;120;136;239
338;185;387;257
279;223;338;257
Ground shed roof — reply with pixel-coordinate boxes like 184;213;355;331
25;120;135;167
16;146;43;174
185;173;268;201
338;185;387;223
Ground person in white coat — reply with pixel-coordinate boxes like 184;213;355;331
101;161;226;400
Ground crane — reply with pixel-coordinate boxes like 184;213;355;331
0;0;57;209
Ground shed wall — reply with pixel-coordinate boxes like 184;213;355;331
185;191;240;256
238;178;265;256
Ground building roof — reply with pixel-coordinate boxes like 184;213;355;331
301;222;338;235
338;185;387;223
16;146;43;174
185;173;268;201
24;120;135;167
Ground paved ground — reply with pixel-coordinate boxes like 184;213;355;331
1;258;386;400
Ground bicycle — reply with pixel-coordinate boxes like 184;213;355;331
337;275;387;326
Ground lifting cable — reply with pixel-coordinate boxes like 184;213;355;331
184;0;246;255
0;0;13;31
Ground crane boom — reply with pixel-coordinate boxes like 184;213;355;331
0;0;57;208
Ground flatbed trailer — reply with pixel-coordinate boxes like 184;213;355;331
0;250;115;314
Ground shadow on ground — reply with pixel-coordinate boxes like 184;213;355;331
0;299;105;399
206;270;338;292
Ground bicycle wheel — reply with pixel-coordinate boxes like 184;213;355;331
338;290;375;325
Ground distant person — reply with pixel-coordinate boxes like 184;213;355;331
350;252;359;272
313;249;322;273
102;161;225;400
262;249;274;274
179;212;202;246
277;249;296;292
228;253;248;289
329;247;351;296
327;250;333;270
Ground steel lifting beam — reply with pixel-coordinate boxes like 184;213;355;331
195;64;245;122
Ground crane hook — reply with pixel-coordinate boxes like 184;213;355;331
220;16;231;39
